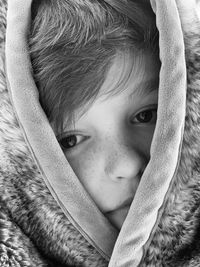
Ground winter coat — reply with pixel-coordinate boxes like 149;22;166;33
0;0;200;266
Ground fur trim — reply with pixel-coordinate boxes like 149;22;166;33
140;8;200;267
1;0;200;266
0;1;107;266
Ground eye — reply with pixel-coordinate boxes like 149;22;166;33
131;107;157;124
58;134;86;150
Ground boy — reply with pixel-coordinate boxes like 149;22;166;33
2;0;200;266
29;0;160;230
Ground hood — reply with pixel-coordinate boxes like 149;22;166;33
2;0;200;266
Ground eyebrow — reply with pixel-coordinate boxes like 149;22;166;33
130;78;159;98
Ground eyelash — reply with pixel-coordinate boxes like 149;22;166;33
58;134;87;150
131;106;157;124
58;106;157;150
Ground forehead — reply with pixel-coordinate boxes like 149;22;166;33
98;50;160;100
62;50;160;128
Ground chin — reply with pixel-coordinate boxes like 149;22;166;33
105;205;130;230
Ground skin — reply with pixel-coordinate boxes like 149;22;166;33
57;50;160;230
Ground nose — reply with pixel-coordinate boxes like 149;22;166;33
104;141;147;183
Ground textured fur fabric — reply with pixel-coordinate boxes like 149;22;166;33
140;5;200;267
1;0;200;267
0;1;107;267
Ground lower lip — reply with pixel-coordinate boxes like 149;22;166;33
116;205;130;213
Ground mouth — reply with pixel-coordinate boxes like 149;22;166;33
105;197;134;229
106;197;134;214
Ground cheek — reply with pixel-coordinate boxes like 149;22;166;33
67;148;98;184
133;125;156;156
65;145;108;209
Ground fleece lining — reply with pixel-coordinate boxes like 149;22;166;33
108;0;186;265
5;0;192;265
5;0;118;260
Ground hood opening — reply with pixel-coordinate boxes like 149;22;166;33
5;0;187;265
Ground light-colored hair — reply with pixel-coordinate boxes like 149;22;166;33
29;0;159;134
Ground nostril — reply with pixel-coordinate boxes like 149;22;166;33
116;176;124;181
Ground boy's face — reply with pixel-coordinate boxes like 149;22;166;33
58;51;160;230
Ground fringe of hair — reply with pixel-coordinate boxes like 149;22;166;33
29;0;159;135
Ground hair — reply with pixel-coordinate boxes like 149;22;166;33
29;0;159;135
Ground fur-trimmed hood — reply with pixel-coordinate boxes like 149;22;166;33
0;0;200;266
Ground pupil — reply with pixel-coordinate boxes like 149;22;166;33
60;135;77;149
138;111;152;122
